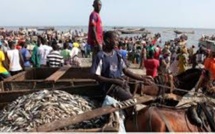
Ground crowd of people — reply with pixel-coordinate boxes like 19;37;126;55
114;33;208;79
0;28;93;80
0;0;209;87
0;0;214;122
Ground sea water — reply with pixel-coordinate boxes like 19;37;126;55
2;26;215;49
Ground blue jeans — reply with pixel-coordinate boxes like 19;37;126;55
85;44;91;58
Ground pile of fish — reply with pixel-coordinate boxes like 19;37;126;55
0;90;107;132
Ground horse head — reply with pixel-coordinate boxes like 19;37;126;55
173;68;203;96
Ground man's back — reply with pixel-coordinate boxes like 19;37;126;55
144;58;159;78
7;49;22;71
204;57;215;80
47;51;63;68
38;45;53;65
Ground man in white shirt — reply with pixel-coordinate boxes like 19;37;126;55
38;37;53;67
70;46;81;67
7;41;24;75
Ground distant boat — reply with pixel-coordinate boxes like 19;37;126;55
116;28;150;34
113;27;124;30
174;30;195;34
199;39;215;51
37;27;55;31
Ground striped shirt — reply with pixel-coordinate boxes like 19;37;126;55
47;51;64;67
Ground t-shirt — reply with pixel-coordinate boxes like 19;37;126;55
204;57;215;80
38;45;53;65
7;49;22;71
30;46;40;68
20;48;31;67
178;54;187;74
144;59;160;78
0;50;8;73
87;11;103;45
80;43;86;51
90;50;126;92
47;51;64;68
119;49;127;59
60;49;71;60
73;42;80;48
154;47;161;60
70;47;80;59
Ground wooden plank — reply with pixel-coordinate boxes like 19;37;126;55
3;79;96;83
45;67;70;82
4;71;27;81
59;128;102;132
30;95;155;132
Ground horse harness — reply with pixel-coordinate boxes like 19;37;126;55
187;103;215;132
145;105;174;132
199;103;215;132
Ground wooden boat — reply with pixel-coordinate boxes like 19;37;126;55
0;84;122;132
0;66;139;108
115;28;150;35
1;67;97;91
121;30;151;35
0;67;122;132
199;39;215;51
174;30;195;35
37;27;55;31
0;67;100;108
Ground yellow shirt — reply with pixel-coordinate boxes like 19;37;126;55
0;51;8;73
73;42;80;48
178;54;186;74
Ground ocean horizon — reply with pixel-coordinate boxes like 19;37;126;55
1;25;215;30
1;26;215;50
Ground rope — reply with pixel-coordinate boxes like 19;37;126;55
127;80;204;95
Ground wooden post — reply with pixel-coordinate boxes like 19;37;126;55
30;95;155;132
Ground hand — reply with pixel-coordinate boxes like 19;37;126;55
208;87;215;94
142;75;154;84
115;79;127;88
143;77;154;85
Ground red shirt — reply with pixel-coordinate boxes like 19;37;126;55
144;59;160;78
154;47;161;60
152;39;157;45
87;11;103;46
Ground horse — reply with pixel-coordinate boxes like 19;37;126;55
136;68;203;97
125;103;215;132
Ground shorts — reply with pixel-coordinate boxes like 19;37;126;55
106;84;133;101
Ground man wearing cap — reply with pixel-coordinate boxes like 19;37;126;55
87;0;103;60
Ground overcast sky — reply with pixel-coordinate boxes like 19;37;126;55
0;0;214;28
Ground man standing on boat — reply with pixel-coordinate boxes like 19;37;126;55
87;0;103;60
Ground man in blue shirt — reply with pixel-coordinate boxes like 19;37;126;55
91;31;153;115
